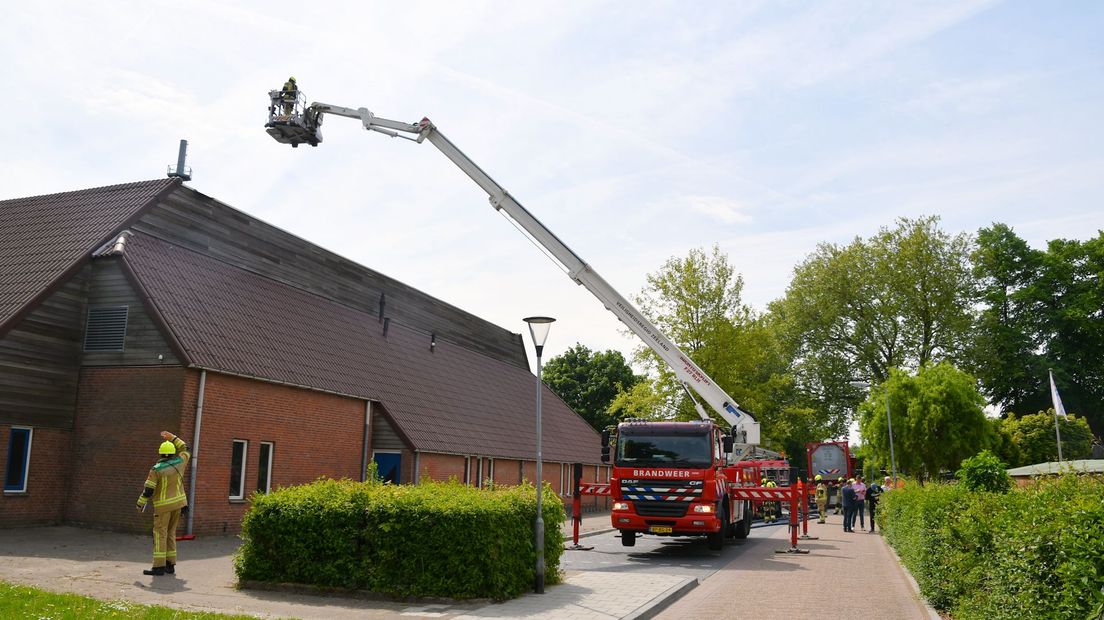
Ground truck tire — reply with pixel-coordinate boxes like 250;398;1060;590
735;501;752;539
620;531;636;547
707;504;726;551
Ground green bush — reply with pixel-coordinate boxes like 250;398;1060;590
956;450;1012;493
880;474;1104;619
234;478;564;600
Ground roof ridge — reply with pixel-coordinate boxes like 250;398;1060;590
0;178;177;207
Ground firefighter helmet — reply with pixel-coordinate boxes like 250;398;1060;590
815;474;822;481
159;440;176;455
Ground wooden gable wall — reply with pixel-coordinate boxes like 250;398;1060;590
0;267;88;428
80;258;180;368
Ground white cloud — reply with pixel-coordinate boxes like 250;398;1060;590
3;0;1101;374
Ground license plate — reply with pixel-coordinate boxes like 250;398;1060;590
650;526;673;534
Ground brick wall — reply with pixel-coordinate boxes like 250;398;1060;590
416;452;466;483
0;426;71;526
190;372;365;535
492;458;522;485
68;367;187;532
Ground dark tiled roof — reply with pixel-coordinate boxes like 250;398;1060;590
122;232;600;464
0;179;177;333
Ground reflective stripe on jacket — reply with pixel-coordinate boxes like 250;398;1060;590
137;436;191;515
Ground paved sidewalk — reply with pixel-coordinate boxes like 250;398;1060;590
655;513;939;620
0;511;934;619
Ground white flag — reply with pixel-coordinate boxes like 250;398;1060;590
1049;370;1068;418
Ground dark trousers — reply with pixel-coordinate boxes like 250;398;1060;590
843;505;855;531
868;501;878;531
855;500;865;528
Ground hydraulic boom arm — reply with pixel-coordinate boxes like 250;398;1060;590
265;92;761;448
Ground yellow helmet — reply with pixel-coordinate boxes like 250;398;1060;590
288;76;296;82
815;474;822;481
159;440;176;455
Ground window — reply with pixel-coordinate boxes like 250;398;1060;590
373;451;401;484
256;442;273;494
4;427;33;493
229;440;248;500
469;456;486;488
83;306;129;352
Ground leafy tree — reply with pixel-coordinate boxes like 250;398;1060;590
965;224;1047;411
542;344;639;432
607;381;666;421
955;450;1012;493
627;245;826;451
858;363;991;482
967;226;1104;436
1033;234;1104;435
997;411;1094;466
986;416;1021;468
772;216;974;432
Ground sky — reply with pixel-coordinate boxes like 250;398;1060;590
3;1;1102;378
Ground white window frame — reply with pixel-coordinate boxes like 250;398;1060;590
560;463;572;497
229;439;248;500
257;442;274;494
487;458;495;485
4;426;33;494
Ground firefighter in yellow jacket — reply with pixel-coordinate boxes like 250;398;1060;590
136;431;190;576
814;475;828;523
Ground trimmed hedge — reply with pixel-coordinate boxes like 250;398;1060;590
234;478;565;600
879;474;1104;619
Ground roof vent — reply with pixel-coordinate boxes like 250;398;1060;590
84;306;129;352
382;317;390;337
167;139;192;181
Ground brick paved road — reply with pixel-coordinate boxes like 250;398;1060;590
654;513;937;620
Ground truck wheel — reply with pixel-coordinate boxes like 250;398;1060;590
620;531;636;547
735;502;752;539
707;505;726;551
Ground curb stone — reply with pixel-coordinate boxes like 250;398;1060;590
624;577;698;620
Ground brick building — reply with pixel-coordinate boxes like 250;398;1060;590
0;179;607;535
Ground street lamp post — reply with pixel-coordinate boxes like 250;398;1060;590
851;381;897;487
524;316;554;594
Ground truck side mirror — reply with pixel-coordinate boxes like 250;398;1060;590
600;429;611;463
601;446;610;463
722;435;734;454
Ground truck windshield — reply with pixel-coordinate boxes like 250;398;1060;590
615;433;712;467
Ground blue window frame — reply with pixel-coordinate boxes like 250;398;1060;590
4;427;33;493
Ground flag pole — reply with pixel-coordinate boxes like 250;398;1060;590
1050;369;1064;463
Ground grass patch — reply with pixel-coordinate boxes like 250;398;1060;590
0;580;257;619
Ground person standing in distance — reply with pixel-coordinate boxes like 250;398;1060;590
853;476;867;531
841;478;856;532
814;475;829;524
866;478;884;532
136;431;191;576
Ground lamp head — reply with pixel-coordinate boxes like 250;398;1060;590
523;316;555;355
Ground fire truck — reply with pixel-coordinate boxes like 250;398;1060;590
264;83;764;551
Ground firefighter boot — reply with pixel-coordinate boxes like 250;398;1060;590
164;561;175;575
143;566;166;576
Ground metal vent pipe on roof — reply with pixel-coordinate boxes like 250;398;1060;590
167;139;193;181
382;317;390;337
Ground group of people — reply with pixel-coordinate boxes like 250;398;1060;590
814;474;889;533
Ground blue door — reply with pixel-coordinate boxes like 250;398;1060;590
374;452;401;484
